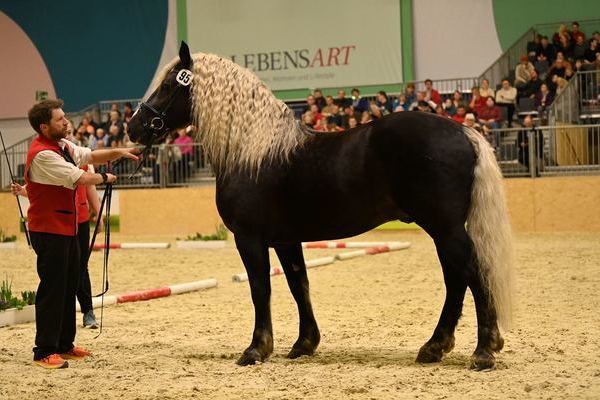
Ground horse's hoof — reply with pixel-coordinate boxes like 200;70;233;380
287;344;316;359
469;351;496;370
416;337;454;364
416;344;443;363
236;348;267;366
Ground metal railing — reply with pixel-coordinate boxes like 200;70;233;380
98;99;142;123
492;124;600;178
1;143;214;190
549;69;600;125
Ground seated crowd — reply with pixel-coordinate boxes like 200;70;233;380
301;22;600;145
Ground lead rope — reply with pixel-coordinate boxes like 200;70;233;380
88;145;152;338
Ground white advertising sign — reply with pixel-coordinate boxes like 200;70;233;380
187;0;402;90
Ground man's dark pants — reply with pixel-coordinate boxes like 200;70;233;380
30;231;80;360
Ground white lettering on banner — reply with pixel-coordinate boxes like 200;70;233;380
176;69;193;86
186;0;402;90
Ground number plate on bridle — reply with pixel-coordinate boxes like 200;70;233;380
176;69;193;86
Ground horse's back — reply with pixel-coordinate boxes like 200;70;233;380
217;112;477;242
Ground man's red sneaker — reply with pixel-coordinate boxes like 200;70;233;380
33;354;69;369
60;346;92;361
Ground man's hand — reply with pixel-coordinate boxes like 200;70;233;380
11;183;27;197
105;173;117;184
120;147;141;161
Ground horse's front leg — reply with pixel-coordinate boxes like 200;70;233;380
235;235;274;366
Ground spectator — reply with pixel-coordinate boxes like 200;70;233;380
309;104;322;125
313;116;329;132
479;79;495;98
416;100;434;113
477;97;502;129
443;98;456;115
515;55;535;88
321;95;336;115
535;83;554;119
409;91;436;111
81;111;99;130
334;90;352;108
462;113;481;131
348;116;358;129
571;22;585;44
517;115;544;175
123;102;134;124
537;36;557;62
527;34;542;59
369;101;385;119
173;127;194;180
341;106;355;129
302;111;315;128
573;35;587;61
376;91;393;114
434;104;448;118
424;79;442;106
325;116;344;132
404;83;416;106
305;95;316;112
107;124;122;148
89;128;108;150
520;69;542;99
468;86;486;114
360;110;373;124
328;104;343;127
552;24;571;47
351;88;369;114
556;34;573;60
584;39;599;64
105;110;124;138
451;90;465;110
395;94;409;112
495;79;517;127
452;105;467;124
313;89;326;110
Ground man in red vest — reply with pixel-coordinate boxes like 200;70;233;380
23;99;138;369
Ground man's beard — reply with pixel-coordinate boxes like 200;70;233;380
49;127;67;141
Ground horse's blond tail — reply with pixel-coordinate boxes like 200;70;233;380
463;127;515;331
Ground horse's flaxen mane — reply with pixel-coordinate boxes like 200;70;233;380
156;53;305;176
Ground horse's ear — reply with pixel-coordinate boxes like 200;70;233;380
179;41;192;68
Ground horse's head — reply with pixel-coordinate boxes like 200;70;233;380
128;42;194;146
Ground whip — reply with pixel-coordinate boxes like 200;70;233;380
0;129;31;247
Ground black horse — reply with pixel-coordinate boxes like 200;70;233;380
128;42;514;370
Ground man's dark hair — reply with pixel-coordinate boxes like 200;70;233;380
425;79;433;84
28;99;64;135
572;21;579;27
351;88;360;93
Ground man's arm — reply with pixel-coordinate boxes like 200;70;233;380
89;147;140;165
76;171;116;186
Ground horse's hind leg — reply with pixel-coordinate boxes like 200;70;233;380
416;227;468;363
274;243;320;359
234;235;274;366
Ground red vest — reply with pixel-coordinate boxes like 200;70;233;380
25;136;78;236
76;165;90;224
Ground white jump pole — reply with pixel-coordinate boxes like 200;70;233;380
92;242;171;250
232;243;410;283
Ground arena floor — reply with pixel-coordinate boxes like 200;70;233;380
0;230;599;399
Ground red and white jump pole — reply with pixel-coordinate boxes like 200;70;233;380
92;242;171;250
232;242;411;282
76;278;218;311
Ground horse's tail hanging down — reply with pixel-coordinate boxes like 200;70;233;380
463;127;515;331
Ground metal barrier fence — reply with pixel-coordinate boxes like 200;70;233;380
549;69;600;125
493;124;600;178
0;143;214;190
